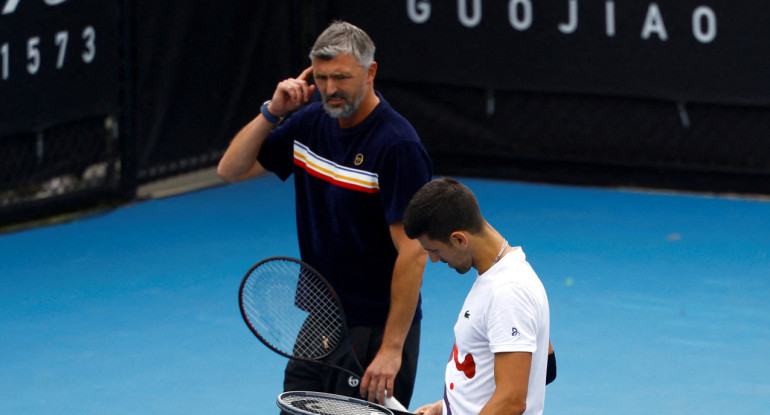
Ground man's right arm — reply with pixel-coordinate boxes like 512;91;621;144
217;111;275;182
218;66;316;183
480;351;531;415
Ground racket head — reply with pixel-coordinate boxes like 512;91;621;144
277;391;394;415
238;256;347;361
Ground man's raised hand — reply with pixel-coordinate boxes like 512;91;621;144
269;66;316;116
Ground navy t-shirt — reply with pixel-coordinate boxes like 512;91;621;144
258;93;433;327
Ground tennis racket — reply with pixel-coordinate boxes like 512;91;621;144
277;391;394;415
238;256;410;412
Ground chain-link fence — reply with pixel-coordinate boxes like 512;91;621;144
0;114;123;226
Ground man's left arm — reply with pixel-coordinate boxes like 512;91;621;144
546;340;557;385
360;221;427;404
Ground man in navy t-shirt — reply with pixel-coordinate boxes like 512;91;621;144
218;21;432;409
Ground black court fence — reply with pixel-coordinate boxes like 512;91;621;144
3;1;770;228
379;82;770;195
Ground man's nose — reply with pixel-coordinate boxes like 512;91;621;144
323;80;339;95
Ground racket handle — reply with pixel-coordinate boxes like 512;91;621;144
384;394;409;412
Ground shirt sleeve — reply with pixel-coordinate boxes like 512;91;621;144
487;282;539;354
377;140;433;224
257;115;299;181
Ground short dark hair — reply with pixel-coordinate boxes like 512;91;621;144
404;177;485;242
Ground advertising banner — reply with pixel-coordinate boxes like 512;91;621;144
332;0;770;105
0;0;121;135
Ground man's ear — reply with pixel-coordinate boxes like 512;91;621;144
367;61;377;83
449;231;468;248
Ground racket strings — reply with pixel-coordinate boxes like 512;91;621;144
242;277;302;353
279;392;392;415
241;259;345;359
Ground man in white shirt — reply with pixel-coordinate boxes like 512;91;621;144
404;177;554;415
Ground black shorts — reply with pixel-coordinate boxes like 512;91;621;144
282;321;421;410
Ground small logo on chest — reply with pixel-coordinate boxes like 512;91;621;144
464;310;470;318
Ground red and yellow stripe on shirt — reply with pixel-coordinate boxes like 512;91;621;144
293;141;380;194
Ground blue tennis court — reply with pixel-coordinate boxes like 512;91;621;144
2;175;769;414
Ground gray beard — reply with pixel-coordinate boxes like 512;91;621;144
322;92;365;119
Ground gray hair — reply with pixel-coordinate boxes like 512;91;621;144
309;21;375;69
